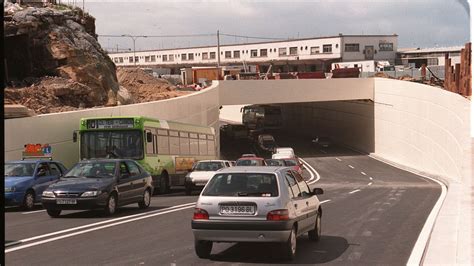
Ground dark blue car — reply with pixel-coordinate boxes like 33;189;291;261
5;160;67;210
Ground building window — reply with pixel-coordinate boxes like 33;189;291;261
129;57;133;63
168;54;174;62
289;47;298;55
144;56;150;62
278;48;287;56
114;58;119;63
250;49;258;57
162;55;168;62
345;43;360;52
202;52;209;60
260;49;268;57
188;53;194;60
119;57;124;63
181;53;187;60
233;50;240;58
310;46;320;54
305;46;308;50
323;44;332;53
134;56;139;62
379;42;393;51
210;52;216;59
300;47;303;51
150;55;156;62
225;51;232;58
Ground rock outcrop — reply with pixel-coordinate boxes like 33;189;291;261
4;2;119;108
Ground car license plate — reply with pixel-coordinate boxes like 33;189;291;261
56;199;77;205
220;205;255;216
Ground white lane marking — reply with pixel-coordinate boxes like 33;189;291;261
336;158;342;162
299;158;321;184
22;210;46;215
6;205;195;253
368;182;373;186
319;149;327;154
369;177;373;180
10;202;196;245
320;200;331;204
361;172;367;176
349;189;361;194
348;165;355;169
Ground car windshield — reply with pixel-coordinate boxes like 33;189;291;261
284;159;298;166
266;159;285;166
202;173;278;197
65;162;116;178
4;162;36;177
262;140;275;147
236;159;262;166
194;161;224;171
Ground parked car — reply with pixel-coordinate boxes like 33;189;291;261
312;136;331;148
185;160;232;195
236;156;267;166
5;160;67;210
191;166;324;260
273;147;295;158
41;159;153;217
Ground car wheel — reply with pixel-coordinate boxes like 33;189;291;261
282;226;297;260
185;184;192;196
104;193;117;216
23;191;35;211
158;173;169;194
195;240;212;259
47;209;61;218
138;189;151;209
308;211;322;241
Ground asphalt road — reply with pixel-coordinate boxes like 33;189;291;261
5;133;441;265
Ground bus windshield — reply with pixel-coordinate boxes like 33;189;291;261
80;130;143;160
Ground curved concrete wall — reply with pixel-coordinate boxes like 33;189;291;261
4;84;220;168
5;78;471;183
281;78;471;183
373;78;471;183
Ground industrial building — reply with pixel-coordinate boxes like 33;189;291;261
108;34;398;74
397;46;462;68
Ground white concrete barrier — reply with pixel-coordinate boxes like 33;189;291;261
5;83;220;168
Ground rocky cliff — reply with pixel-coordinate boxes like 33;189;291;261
4;2;119;111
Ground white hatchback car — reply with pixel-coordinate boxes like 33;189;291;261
191;166;324;260
185;160;232;195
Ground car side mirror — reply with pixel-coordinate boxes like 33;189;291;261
313;188;324;195
146;132;153;143
73;131;78;142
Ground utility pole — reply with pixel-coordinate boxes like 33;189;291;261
217;30;221;67
122;35;147;66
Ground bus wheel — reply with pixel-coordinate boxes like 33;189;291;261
158;172;169;194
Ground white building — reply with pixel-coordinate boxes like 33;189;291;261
397;46;463;67
108;34;398;73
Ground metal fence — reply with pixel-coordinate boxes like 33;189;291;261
361;66;445;80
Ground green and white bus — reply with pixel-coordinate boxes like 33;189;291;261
74;116;217;193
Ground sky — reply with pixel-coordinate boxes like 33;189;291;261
76;0;471;52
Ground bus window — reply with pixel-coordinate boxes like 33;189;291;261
169;135;180;154
80;130;143;160
190;135;199;155
207;140;215;155
180;136;190;155
198;135;207;155
157;135;169;154
145;130;154;155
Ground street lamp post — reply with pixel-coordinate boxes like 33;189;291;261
121;35;147;66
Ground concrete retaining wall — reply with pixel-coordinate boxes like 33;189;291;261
4;83;220;168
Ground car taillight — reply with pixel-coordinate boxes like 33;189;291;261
193;208;209;220
267;209;289;221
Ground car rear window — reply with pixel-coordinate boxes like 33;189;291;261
202;173;278;197
284;159;298;166
236;159;263;166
